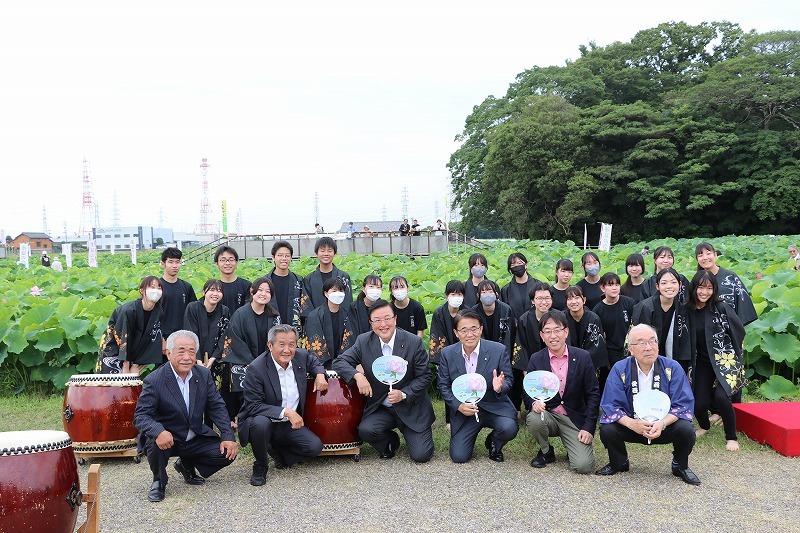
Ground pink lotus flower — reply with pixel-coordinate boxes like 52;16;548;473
756;273;763;279
540;375;559;393
468;377;485;394
30;286;41;297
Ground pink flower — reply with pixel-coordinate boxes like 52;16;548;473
30;286;41;297
540;375;559;392
388;359;406;374
468;377;485;393
756;273;763;279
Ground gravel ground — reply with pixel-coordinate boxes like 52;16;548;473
74;434;800;533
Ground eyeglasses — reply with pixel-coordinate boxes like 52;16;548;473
456;326;481;335
534;296;552;302
370;316;396;325
630;339;658;348
541;327;566;336
218;258;237;264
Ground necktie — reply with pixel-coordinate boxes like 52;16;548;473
382;343;393;407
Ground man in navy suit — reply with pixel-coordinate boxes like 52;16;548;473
238;324;328;486
333;299;435;463
438;309;518;463
526;310;600;474
134;330;238;502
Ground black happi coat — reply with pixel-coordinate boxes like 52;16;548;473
428;302;465;364
266;269;309;332
691;301;747;396
565;307;609;369
303;265;353;311
221;305;281;366
472;300;516;359
500;276;538;320
713;267;758;326
348;296;374;337
512;309;544;371
304;304;355;367
631;294;693;365
183;298;230;362
98;299;164;372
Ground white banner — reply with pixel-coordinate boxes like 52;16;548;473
177;240;182;251
88;240;98;267
63;243;73;268
19;243;30;268
110;242;115;255
599;223;613;252
131;240;137;264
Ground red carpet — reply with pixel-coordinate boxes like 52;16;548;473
734;402;800;457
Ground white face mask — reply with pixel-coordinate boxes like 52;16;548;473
145;288;162;303
327;291;346;305
365;288;382;302
392;289;408;301
447;295;464;308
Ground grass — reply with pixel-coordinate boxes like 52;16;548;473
0;394;773;457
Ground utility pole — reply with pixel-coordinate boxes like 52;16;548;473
401;187;408;220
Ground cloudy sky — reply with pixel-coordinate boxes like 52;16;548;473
1;0;795;240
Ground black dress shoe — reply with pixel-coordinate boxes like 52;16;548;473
595;460;630;476
273;455;289;470
250;463;267;486
484;432;504;462
380;431;400;459
672;461;701;485
530;447;556;468
174;459;205;485
147;481;165;502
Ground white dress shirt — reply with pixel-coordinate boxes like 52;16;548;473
272;356;300;421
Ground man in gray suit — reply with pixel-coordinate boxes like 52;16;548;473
237;324;329;486
438;309;518;463
333;299;435;462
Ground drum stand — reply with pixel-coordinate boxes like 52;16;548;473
319;444;362;462
77;464;101;533
75;447;141;465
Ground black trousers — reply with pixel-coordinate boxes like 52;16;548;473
694;361;737;441
448;410;518;463
144;434;234;488
247;415;323;468
599;418;696;470
358;406;434;463
510;368;524;412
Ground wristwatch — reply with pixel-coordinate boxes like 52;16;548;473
401;392;407;401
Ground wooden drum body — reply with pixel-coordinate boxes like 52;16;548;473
0;430;81;533
62;373;142;454
305;371;364;452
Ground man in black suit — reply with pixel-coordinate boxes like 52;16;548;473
238;324;329;486
526;310;600;474
333;299;435;462
134;330;238;502
438;309;518;463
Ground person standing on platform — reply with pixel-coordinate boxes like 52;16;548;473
237;324;328;486
160;248;197;344
398;219;410;236
438;309;517;463
333;300;435;463
214;246;251;314
266;241;308;337
303;237;352;312
134;330;238;502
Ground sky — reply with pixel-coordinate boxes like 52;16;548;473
1;0;796;240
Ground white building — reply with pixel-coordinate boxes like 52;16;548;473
92;226;174;250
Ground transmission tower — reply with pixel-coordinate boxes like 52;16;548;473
381;205;387;221
195;158;216;234
158;208;166;227
112;190;120;226
79;158;96;236
314;192;320;223
42;207;49;235
236;209;243;235
401;187;409;219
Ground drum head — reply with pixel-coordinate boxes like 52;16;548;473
0;430;72;456
66;373;143;386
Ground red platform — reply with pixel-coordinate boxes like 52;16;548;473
734;402;800;457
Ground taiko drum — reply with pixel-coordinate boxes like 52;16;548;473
305;370;364;451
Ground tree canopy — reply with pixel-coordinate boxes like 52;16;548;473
448;22;800;241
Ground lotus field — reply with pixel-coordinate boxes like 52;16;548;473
1;234;798;399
